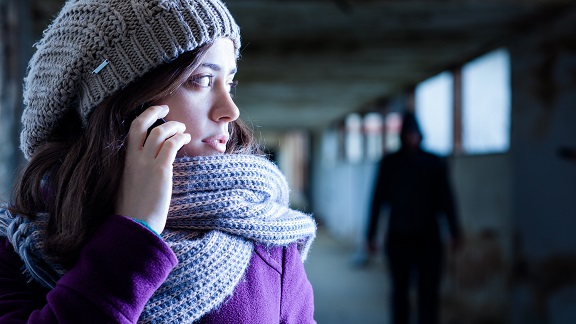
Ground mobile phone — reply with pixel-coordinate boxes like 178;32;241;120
146;116;167;138
125;103;167;138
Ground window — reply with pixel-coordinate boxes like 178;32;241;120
412;48;511;156
415;71;454;156
384;112;402;154
345;113;363;163
462;48;511;154
364;112;384;161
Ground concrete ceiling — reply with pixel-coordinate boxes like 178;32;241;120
224;0;575;131
30;0;576;132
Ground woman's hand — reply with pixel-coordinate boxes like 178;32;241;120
115;105;190;234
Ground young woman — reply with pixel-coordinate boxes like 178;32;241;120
0;0;317;323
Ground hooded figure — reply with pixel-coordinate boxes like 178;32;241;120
367;111;461;324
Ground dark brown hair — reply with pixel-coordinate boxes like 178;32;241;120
10;41;260;267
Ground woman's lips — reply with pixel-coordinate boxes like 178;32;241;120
202;135;228;153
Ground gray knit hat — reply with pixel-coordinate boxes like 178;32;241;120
20;0;240;159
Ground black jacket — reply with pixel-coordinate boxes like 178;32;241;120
367;148;461;248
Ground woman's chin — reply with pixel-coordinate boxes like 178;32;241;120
176;146;225;158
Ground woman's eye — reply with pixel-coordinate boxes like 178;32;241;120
191;74;213;87
228;80;238;98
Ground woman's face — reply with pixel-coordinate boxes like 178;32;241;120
160;38;239;157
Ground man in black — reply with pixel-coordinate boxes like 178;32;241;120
367;111;462;324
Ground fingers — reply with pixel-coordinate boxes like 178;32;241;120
126;105;169;151
156;132;191;165
142;121;188;158
127;105;190;159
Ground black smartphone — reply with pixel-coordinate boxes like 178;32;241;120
125;103;166;139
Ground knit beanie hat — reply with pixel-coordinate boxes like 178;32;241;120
20;0;240;159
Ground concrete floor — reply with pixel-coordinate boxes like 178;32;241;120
305;227;390;324
304;228;522;324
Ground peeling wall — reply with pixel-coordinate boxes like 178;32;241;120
442;154;513;323
509;10;576;324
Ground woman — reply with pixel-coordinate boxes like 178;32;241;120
0;0;317;323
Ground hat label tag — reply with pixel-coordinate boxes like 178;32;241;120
92;59;109;74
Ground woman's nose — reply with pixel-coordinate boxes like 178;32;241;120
211;88;240;123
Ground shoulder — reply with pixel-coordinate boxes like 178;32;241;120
420;150;446;165
384;151;401;160
383;150;406;164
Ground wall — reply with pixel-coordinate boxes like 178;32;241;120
312;158;378;243
447;153;513;323
509;10;576;324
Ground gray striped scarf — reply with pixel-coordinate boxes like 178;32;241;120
0;154;317;323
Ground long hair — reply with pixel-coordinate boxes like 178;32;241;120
10;40;260;267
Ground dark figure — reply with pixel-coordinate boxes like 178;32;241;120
366;112;462;324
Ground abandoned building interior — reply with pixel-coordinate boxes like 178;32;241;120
1;0;576;322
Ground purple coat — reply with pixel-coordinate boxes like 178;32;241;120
0;215;316;323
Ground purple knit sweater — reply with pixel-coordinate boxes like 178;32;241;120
0;215;315;323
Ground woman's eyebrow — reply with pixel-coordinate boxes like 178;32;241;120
200;63;237;75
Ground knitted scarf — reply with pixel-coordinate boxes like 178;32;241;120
0;154;316;323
